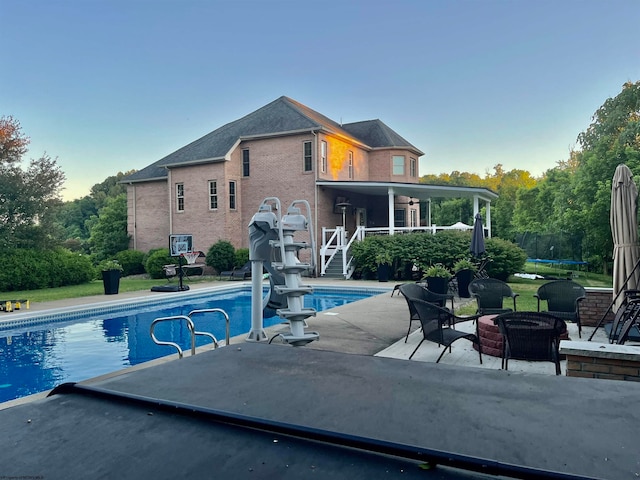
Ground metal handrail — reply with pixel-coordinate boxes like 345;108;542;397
150;308;229;358
188;308;230;346
150;315;196;359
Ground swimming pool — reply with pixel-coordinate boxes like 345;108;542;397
0;285;385;404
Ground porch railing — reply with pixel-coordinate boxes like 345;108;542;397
320;224;478;278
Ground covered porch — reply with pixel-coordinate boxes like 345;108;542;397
316;181;498;278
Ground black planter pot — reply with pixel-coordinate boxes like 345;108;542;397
456;269;474;298
377;264;390;282
102;269;121;295
425;276;448;294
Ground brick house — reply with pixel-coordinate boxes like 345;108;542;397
123;96;497;274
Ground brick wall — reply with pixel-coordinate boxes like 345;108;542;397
580;288;614;327
561;341;640;381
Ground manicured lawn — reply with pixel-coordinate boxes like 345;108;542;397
0;276;222;303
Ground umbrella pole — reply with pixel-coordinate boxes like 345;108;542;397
588;257;640;341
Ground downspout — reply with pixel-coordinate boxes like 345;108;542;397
312;129;319;277
167;168;173;234
130;183;137;250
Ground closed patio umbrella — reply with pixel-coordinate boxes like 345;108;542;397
470;213;486;258
611;164;640;311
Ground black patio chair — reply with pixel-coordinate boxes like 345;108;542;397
398;283;455;342
605;297;640;344
219;261;252;280
493;312;567;375
406;298;482;363
468;278;518;315
535;280;586;338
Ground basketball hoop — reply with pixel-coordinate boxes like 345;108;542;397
182;251;200;265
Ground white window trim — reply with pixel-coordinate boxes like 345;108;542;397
229;180;237;210
392;155;405;176
176;183;184;212
208;180;218;210
303;141;313;172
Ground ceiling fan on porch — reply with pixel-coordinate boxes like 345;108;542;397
395;198;418;206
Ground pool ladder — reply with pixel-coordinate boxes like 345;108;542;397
150;308;230;359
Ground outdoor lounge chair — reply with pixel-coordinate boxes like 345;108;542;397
535;279;586;338
468;278;518;316
162;264;178;282
219;262;252;280
398;283;455;342
405;297;482;363
605;296;640;344
493;312;567;375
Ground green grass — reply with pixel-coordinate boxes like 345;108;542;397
456;265;612;315
1;261;613;309
0;275;223;303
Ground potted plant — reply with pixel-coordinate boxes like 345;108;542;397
453;259;477;298
375;252;393;282
99;260;124;295
422;263;452;294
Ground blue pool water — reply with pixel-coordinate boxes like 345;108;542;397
0;287;380;404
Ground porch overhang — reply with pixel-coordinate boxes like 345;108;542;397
315;181;498;203
317;180;497;233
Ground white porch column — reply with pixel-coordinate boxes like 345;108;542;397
426;198;432;227
485;200;492;238
388;188;395;235
473;195;479;218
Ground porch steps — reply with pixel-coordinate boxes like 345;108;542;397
323;251;346;279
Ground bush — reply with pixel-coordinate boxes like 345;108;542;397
0;248;95;292
485;237;528;281
115;249;146;276
234;248;249;268
145;248;175;279
206;240;236;273
351;232;526;281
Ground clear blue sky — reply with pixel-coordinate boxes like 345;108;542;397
3;0;639;201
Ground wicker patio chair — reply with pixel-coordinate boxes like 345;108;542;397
468;278;518;315
493;311;567;375
535;280;586;338
406;298;482;363
398;283;454;343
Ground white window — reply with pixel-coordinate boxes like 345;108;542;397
229;181;236;210
176;183;184;212
321;140;327;173
209;180;218;210
242;149;250;177
393;155;405;175
410;157;417;177
348;151;354;179
303;141;313;172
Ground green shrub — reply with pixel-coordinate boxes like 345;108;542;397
145;248;175;279
115;249;146;276
484;237;528;281
206;240;236;273
234;248;249;268
0;248;95;292
350;232;526;281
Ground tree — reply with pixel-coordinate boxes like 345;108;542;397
0;116;66;249
87;194;130;261
0;116;29;164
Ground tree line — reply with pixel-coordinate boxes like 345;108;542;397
2;80;638;277
422;81;640;272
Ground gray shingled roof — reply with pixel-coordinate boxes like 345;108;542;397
123;96;423;183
